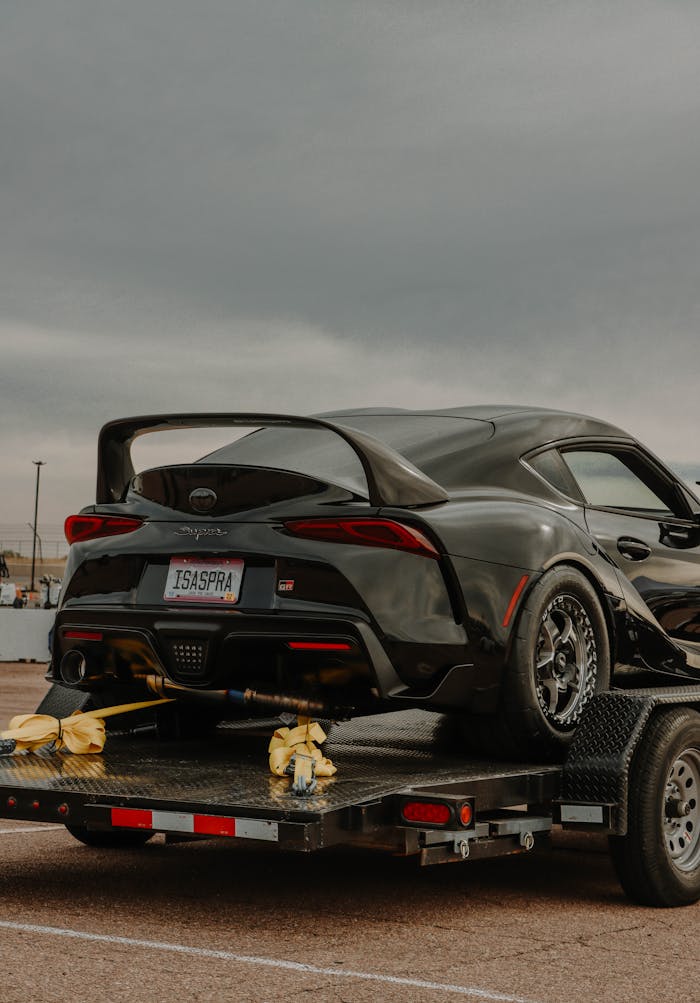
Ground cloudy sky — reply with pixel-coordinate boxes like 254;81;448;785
1;1;699;525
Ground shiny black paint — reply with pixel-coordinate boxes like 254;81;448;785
53;406;700;714
584;507;700;664
97;412;449;507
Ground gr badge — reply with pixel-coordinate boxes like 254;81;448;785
278;580;295;593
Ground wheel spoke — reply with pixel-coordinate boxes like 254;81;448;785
556;613;574;647
536;649;555;670
542;616;559;647
537;618;556;669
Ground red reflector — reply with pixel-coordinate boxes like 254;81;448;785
401;801;452;825
284;518;439;559
65;514;143;545
111;807;153;830
459;803;473;826
31;801;40;810
288;642;352;652
7;798;16;809
58;804;69;817
64;630;104;642
193;815;237;837
502;574;530;628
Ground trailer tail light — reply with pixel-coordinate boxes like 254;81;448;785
401;801;452;825
283;518;440;559
399;796;475;828
65;514;144;545
459;803;473;827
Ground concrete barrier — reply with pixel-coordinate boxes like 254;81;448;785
0;609;55;662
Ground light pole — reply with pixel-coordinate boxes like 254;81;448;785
30;461;45;593
27;523;43;562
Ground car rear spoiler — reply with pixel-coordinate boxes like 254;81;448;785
96;413;449;508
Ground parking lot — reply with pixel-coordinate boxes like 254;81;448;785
0;662;698;1003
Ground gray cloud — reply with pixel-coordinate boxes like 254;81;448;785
1;1;699;521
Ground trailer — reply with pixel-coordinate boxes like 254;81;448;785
2;682;700;908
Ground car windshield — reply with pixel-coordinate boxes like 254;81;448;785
200;414;493;495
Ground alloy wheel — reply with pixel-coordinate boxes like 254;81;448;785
534;593;597;728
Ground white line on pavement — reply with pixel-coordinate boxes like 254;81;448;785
0;919;537;1002
0;825;60;834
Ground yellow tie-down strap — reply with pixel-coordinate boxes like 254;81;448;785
1;702;338;796
0;699;173;755
268;716;337;791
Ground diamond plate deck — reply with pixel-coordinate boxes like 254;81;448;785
0;709;559;819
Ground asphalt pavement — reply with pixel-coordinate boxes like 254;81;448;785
0;663;698;1003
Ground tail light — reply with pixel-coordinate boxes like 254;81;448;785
402;801;452;825
283;518;439;559
65;514;144;545
63;630;104;641
399;798;474;828
287;641;353;652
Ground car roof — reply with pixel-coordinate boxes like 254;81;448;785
322;405;629;441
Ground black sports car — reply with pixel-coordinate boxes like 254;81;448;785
52;406;700;757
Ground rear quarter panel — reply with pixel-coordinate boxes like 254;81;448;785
418;494;625;652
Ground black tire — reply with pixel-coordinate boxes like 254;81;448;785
609;707;700;907
65;824;154;848
463;565;610;760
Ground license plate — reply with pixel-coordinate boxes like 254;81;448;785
164;557;244;604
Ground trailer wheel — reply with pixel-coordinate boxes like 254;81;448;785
65;824;154;848
609;707;700;907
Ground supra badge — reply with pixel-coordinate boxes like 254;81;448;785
175;526;229;541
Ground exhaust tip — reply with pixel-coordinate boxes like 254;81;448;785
59;649;88;686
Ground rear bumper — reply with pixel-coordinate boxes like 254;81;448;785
50;606;493;712
52;606;401;699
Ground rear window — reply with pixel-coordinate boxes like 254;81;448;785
200;414;493;494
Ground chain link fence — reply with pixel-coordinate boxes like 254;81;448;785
0;537;68;560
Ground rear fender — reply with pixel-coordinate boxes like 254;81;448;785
420;498;628;670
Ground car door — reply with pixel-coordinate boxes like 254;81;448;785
559;445;700;653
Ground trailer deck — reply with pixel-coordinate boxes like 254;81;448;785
0;710;560;857
4;686;700;905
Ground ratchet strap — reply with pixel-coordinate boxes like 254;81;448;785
268;716;337;793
